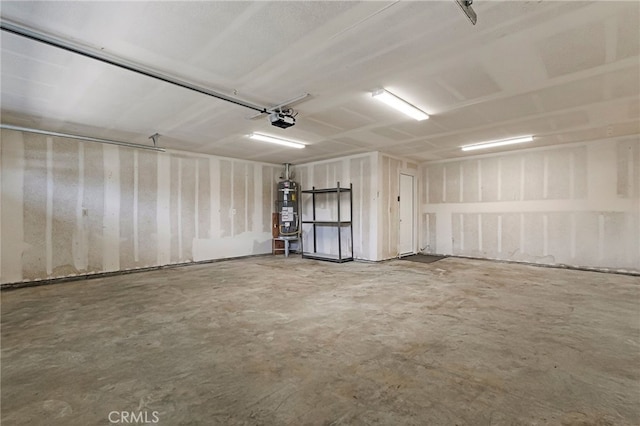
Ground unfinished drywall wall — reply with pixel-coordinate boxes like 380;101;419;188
419;137;640;273
295;153;379;261
0;129;280;284
294;152;418;261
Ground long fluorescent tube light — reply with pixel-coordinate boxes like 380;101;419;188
461;135;534;152
249;133;305;149
372;89;429;121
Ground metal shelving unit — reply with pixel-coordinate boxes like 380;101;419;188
301;182;353;263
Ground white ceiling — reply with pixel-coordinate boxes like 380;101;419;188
1;1;638;164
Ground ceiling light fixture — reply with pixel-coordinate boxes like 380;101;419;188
461;135;534;151
249;133;305;149
372;89;429;121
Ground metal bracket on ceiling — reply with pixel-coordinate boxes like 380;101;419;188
246;93;311;120
149;133;160;147
455;0;477;25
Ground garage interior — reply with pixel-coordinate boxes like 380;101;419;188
1;1;639;425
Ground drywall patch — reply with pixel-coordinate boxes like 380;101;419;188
192;232;272;261
538;21;606;78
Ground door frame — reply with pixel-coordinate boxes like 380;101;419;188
398;171;416;257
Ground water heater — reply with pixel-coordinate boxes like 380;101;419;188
276;163;300;236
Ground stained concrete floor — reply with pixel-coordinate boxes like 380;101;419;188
1;256;639;426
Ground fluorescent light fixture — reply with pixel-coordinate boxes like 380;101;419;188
372;89;429;121
249;133;305;149
461;135;534;152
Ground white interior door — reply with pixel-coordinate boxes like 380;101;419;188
399;173;414;256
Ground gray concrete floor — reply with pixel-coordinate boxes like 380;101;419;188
1;256;639;426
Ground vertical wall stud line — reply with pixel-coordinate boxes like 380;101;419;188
245;164;249;233
543;154;549;199
543;214;548;256
359;160;364;257
569;151;575;199
598;213;605;261
388;160;392;254
520;156;525;201
477;160;482;202
442;165;447;203
133;150;139;263
253;164;261;234
46;137;53;275
497;158;502;201
156;153;171;265
497;215;502;254
0;135;2;280
209;158;219;238
459;214;464;252
426;213;430;253
478;214;482;252
425;166;430;204
178;158;183;260
194;159;199;239
459;163;464;203
76;143;86;270
520;213;525;255
230;161;235;237
627;147;634;199
570;213;576;259
103;145;121;271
